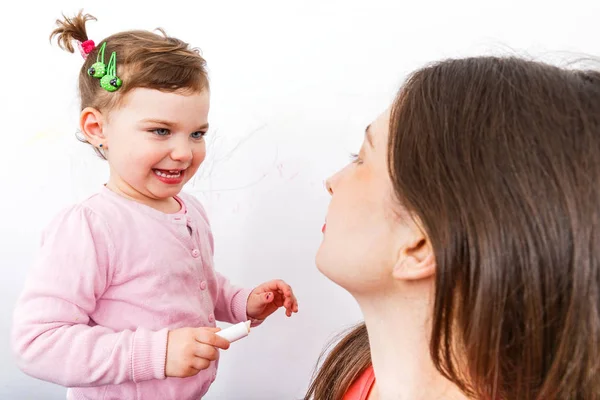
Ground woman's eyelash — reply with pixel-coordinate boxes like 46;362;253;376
350;153;362;164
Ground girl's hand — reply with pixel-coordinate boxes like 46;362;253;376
246;279;299;320
165;327;230;378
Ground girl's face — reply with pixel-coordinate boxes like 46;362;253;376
85;88;210;210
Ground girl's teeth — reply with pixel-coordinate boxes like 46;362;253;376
154;170;181;178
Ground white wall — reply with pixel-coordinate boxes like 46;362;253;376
1;0;598;398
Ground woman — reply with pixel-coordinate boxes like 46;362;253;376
307;57;600;399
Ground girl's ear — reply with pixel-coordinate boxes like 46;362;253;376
80;107;106;147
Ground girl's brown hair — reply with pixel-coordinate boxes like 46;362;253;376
50;10;208;157
306;57;600;399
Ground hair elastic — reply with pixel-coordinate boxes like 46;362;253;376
77;39;96;59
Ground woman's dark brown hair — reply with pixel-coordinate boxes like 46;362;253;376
50;10;208;158
306;57;600;399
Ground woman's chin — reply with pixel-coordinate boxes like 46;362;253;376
315;247;345;286
315;245;333;277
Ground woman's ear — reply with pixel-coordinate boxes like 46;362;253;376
392;234;435;281
80;107;106;147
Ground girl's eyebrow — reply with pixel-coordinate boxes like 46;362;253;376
139;118;177;127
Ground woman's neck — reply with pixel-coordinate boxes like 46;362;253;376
356;286;467;400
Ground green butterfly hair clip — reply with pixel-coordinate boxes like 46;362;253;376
86;42;123;92
87;42;107;78
100;51;122;92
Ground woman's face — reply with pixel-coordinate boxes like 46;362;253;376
316;108;421;295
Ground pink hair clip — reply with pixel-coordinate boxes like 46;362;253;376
77;39;96;59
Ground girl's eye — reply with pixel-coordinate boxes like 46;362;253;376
153;128;170;136
350;153;363;165
191;131;206;139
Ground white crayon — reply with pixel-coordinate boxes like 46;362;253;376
216;321;251;343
